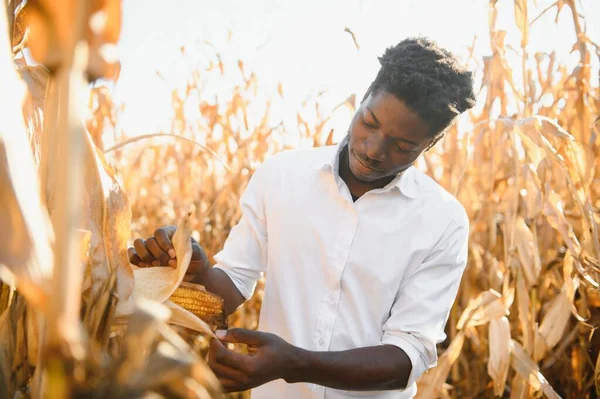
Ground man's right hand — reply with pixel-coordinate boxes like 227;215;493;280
127;225;211;277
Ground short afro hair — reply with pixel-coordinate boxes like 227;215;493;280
363;37;476;137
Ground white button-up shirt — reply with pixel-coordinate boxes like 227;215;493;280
213;137;469;398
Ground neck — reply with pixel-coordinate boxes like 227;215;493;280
338;145;396;198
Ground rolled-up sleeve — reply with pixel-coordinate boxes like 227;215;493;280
381;210;469;387
212;161;271;300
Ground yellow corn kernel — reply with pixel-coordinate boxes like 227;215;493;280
170;282;225;327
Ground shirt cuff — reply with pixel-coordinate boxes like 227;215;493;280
380;332;431;388
212;264;257;300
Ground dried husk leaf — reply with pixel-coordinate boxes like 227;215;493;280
164;300;215;338
116;215;214;335
133;215;192;303
116;215;192;317
488;316;511;396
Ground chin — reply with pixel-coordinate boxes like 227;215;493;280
349;163;381;183
347;148;384;182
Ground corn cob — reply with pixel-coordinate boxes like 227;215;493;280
169;282;226;329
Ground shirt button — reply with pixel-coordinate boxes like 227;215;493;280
318;338;325;346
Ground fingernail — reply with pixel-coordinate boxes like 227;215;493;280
168;259;177;268
152;260;161;266
139;262;148;268
168;249;176;258
215;330;227;339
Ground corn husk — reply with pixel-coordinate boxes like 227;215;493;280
116;215;215;337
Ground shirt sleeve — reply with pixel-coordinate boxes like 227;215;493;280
380;209;469;388
211;160;271;300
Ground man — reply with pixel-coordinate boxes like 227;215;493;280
129;36;476;398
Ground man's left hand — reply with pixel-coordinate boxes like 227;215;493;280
208;328;299;393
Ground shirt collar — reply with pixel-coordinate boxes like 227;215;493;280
313;135;421;199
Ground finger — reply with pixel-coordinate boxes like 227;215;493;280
133;238;155;264
209;362;249;384
154;227;176;259
146;237;170;266
219;378;245;393
128;247;142;266
216;328;264;346
209;337;252;372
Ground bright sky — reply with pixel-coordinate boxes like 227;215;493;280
111;0;599;141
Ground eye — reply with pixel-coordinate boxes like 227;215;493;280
395;143;412;153
361;119;377;129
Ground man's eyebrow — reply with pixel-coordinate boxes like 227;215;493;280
365;107;381;125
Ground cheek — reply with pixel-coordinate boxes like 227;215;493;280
348;124;367;146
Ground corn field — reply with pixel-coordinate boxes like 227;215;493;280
1;0;599;398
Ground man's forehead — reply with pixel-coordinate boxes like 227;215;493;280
363;93;430;139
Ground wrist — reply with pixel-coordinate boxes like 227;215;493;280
282;345;311;384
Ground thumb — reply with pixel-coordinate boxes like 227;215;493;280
216;328;264;346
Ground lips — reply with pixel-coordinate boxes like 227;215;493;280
351;150;383;174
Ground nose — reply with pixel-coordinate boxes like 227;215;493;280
365;133;387;163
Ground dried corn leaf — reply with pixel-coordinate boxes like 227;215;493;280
537;290;572;351
510;374;530;399
595;350;600;396
14;60;49;165
25;307;40;368
563;250;577;302
0;294;25;398
0;3;53;311
543;188;580;253
516;269;532;353
78;130;134;311
514;217;541;287
513;0;528;47
457;289;507;329
510;340;560;399
516;116;575;143
0;283;12;316
415;331;465;399
488;316;511;396
533;326;547;363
